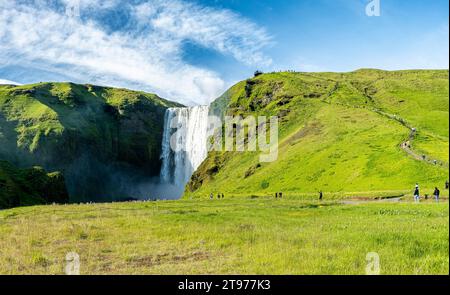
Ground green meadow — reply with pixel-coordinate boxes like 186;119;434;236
0;198;448;275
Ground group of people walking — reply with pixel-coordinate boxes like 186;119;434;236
208;182;447;202
210;193;224;199
275;192;283;198
413;183;444;203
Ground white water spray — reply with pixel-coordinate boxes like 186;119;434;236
160;106;210;190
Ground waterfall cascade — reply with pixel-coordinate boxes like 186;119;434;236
160;106;210;189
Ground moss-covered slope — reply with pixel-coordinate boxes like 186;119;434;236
186;69;449;199
0;82;181;202
0;160;68;209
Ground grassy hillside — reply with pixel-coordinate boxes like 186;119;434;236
0;199;447;274
0;82;180;202
0;160;68;209
187;69;449;199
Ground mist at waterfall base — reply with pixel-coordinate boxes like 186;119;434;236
141;106;210;200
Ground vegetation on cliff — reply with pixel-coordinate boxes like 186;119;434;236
0;160;68;209
0;82;181;203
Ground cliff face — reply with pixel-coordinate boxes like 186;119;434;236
0;82;181;202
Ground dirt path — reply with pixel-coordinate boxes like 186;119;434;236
341;197;402;205
399;128;447;166
321;84;447;168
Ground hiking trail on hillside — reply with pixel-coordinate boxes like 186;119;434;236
321;81;448;168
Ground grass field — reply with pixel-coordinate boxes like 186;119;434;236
0;198;448;275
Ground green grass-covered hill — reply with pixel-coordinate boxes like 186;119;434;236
186;69;449;199
0;82;181;205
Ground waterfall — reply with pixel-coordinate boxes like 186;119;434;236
160;106;210;189
160;110;175;183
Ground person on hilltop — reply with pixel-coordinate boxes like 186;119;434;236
319;191;323;201
210;193;214;200
433;187;440;203
414;184;420;203
279;192;283;199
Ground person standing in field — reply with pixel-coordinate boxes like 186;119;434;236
433;187;440;203
319;191;323;201
414;184;420;203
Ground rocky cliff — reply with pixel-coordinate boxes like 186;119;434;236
0;82;181;203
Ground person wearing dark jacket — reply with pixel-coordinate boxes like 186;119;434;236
414;184;420;203
434;187;440;202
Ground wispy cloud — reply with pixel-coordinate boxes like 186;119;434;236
0;0;272;104
0;78;21;85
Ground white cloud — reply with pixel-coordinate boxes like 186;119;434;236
0;0;272;104
0;79;21;85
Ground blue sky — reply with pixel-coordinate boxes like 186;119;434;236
0;0;448;105
193;0;449;80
